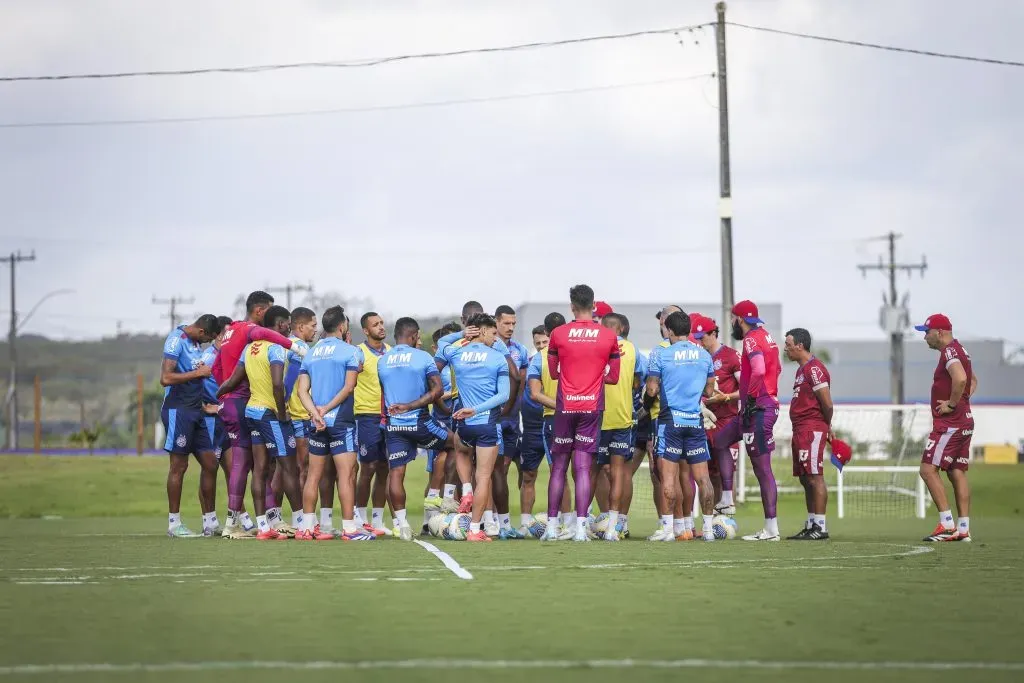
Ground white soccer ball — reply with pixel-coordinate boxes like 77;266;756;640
589;512;611;536
712;515;738;540
444;513;471;541
527;513;547;539
427;513;449;538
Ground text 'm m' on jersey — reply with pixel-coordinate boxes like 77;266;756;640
547;320;620;413
377;344;440;426
648;340;714;428
298;337;364;426
437;341;509;426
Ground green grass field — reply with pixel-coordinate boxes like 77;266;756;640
1;456;1022;683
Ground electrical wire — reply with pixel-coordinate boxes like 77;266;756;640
727;21;1024;68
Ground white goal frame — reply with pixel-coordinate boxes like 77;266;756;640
836;465;927;519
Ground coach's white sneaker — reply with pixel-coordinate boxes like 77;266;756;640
742;528;780;542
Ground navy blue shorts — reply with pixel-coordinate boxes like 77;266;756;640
655;422;711;464
308;421;357;457
596;427;634;465
162;407;213;456
203;415;230;459
519;422;546;472
457;422;503;449
355;415;386;463
500;422;521;460
385;417;449;468
246;411;299;458
426;415;453;473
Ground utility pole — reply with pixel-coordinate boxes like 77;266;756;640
152;295;194;331
715;2;736;347
1;250;36;451
858;232;927;449
265;282;313;310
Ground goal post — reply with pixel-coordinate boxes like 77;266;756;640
836;466;928;519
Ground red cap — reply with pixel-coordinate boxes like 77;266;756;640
830;438;852;471
692;314;717;339
731;300;763;325
914;314;952;333
593;301;614;319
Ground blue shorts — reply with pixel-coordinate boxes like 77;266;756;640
308;421;357;457
500;422;521;460
355;415;386;463
385;417;449;468
655;422;711;465
426;415;454;473
246;409;297;458
542;417;554;466
457;422;503;450
291;419;308;440
519;422;546;472
162;407;213;456
203;415;230;459
596;427;634;465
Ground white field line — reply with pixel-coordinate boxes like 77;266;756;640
0;658;1021;675
412;539;473;580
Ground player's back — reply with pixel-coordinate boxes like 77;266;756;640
448;342;508;426
932;340;973;428
741;327;782;401
602;337;638;430
244;341;286;411
378;345;436;424
285;336;310;419
652;341;713;427
162;327;205;410
548;321;619;412
504;339;530;421
301;337;363;424
526;350;558;419
213;321;254;397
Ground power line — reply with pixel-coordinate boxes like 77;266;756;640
152;295;194;331
0;23;713;83
727;21;1024;68
0;73;714;130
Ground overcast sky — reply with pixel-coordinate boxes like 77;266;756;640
0;0;1021;350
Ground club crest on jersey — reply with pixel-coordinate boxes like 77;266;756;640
175;435;187;448
287;436;296;449
713;359;723;371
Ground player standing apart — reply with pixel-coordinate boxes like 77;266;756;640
295;307;376;541
437;314;511;542
783;328;834;540
543;285;620;542
916;314;977;542
377;318;454;540
160;315;220;537
712;300;783;541
693;315;742;515
645;312;718;541
353;312;392;536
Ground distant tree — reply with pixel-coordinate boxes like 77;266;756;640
125;383;165;434
69;425;104;456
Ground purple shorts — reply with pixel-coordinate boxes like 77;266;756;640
219;397;251;449
713;401;778;458
550;411;602;454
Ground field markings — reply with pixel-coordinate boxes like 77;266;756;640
412;539;473;580
0;657;1021;675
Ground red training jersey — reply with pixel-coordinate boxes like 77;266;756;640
710;344;741;420
790;357;831;430
547;320;620;413
212;321;293;400
931;339;973;430
739;327;781;404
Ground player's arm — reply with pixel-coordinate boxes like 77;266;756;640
434;345;451;373
642;376;660;412
812;373;834;430
939;359;969;414
604;345;621;384
160;357;210;386
501;360;520;416
296;373;323;430
546;338;560;380
248;326;296;352
390;371;443;415
528;377;555;410
270;363;287;421
969;373;978;397
319;369;359;415
215;361;246;397
454;370;510;420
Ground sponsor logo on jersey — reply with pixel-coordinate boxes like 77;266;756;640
568;328;600;339
566;394;596;402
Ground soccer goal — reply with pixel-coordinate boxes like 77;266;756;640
735;404;932;518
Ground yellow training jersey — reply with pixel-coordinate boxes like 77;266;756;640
602;337;637;430
353;342;390;416
244;341;288;412
540;349;558;418
648;339;670;419
285;336;310;421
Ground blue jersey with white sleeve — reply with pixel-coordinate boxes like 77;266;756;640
647;341;714;428
377;345;440;427
162;326;205;410
298;337;363;426
438;341;510;426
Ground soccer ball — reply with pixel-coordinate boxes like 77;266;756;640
443;513;471;541
427;513;449;538
712;515;738;540
589;512;611;536
527;514;547;539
